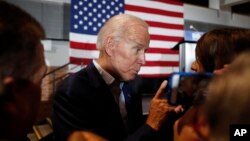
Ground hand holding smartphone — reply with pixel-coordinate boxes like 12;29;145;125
165;72;212;109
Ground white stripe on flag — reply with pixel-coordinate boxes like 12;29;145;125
70;32;97;44
138;66;179;75
149;27;184;37
125;0;183;13
149;40;179;49
125;11;183;25
70;48;99;59
145;53;179;61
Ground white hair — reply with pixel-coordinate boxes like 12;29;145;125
96;14;148;51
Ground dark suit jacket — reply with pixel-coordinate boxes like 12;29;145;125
52;62;156;141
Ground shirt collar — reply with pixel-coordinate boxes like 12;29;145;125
93;60;114;85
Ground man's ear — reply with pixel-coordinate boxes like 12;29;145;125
104;36;115;56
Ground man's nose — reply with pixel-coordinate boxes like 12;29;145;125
138;53;146;65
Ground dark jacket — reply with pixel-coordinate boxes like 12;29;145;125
52;62;156;141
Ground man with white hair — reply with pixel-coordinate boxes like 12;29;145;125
53;14;181;141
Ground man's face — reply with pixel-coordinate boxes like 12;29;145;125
1;44;47;138
110;25;149;81
13;42;47;136
25;42;47;119
31;43;47;85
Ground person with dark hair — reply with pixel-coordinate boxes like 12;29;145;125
52;14;182;141
174;51;250;141
191;28;250;73
0;1;47;140
173;28;250;141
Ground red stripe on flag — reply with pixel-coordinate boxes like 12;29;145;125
70;57;92;65
125;4;183;18
70;42;96;50
150;35;183;42
146;20;183;30
153;0;183;6
145;61;179;66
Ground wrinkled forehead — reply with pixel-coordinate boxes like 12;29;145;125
125;24;150;46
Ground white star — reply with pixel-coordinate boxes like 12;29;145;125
102;19;106;23
119;3;123;7
74;24;78;29
79;20;83;25
93;18;97;22
88;12;93;17
102;9;106;14
97;23;102;27
97;13;101;18
97;4;102;8
93;8;97;13
111;10;114;14
83;7;88;11
88;22;93;26
88;3;93;7
74;15;78;19
106;15;110;18
83;26;88;30
79;10;83;15
107;5;110;10
74;5;78;10
111;1;115;6
93;27;97;31
79;1;83;5
84;16;88;21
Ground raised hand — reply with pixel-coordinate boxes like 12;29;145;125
146;80;183;131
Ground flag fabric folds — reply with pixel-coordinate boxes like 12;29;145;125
70;0;184;77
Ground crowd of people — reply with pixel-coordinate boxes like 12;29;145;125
1;1;250;141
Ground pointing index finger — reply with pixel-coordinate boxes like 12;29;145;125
153;80;168;99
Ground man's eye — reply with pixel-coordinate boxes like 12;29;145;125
136;48;141;53
132;48;140;54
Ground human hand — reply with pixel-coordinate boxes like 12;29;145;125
146;80;183;131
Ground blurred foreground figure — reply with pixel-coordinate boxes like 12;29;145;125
0;1;47;141
204;51;250;141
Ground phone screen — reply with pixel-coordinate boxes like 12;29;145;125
166;72;212;106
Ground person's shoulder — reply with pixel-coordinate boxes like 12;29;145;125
59;68;90;87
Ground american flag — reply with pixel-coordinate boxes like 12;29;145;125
69;0;184;77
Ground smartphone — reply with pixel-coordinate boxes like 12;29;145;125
165;72;213;107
